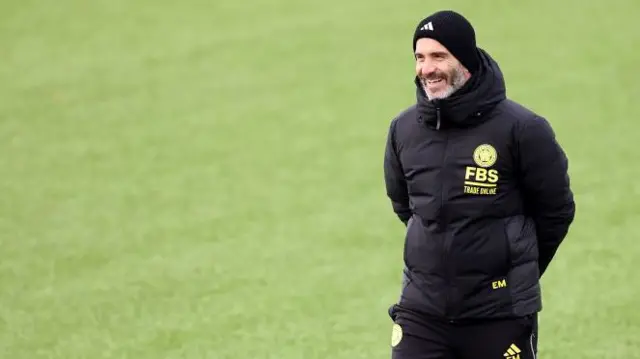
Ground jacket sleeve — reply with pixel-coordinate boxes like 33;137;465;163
384;119;412;225
516;116;576;276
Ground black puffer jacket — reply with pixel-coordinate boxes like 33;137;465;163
384;49;575;321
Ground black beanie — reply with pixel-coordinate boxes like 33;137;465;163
412;10;479;74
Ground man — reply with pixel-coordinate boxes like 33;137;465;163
383;10;576;359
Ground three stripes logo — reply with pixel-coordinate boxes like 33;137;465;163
504;343;522;359
420;21;434;31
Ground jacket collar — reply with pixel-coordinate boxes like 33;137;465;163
416;48;507;130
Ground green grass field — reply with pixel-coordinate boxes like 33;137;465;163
2;0;639;358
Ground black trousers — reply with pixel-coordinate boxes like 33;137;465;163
390;307;538;359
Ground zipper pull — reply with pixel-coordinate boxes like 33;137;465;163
434;100;442;130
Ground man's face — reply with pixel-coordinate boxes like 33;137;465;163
415;38;470;100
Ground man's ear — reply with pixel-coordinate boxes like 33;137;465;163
462;66;472;80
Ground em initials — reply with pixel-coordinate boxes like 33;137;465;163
492;279;507;289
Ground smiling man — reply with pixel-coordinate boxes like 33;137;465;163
383;10;576;359
416;40;469;102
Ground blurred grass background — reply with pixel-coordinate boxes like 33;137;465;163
1;0;639;358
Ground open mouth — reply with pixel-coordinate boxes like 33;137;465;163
427;78;444;85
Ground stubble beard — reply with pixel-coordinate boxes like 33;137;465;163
422;66;468;100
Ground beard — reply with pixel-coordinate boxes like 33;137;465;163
420;65;468;100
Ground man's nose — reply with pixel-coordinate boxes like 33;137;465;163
418;62;436;77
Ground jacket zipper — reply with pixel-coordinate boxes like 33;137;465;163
434;101;454;321
441;136;454;321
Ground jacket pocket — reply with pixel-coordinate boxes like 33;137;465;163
502;219;513;273
504;215;537;266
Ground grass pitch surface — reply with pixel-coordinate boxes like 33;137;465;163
1;0;639;358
